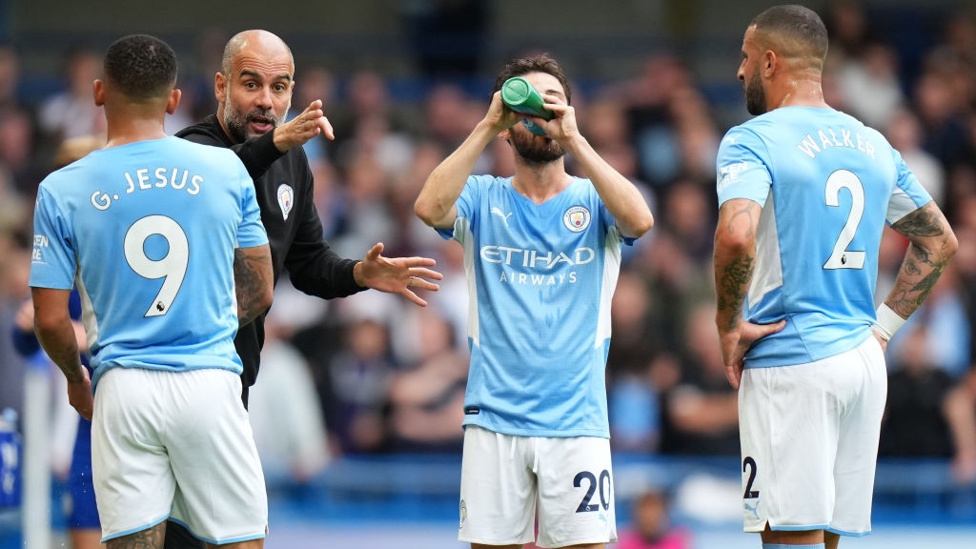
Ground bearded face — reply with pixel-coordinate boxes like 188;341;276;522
744;68;767;116
222;101;282;143
508;123;565;164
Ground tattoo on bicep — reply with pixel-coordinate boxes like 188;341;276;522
891;202;945;238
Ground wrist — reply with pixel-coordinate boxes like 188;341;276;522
872;303;906;341
272;127;292;153
352;261;366;288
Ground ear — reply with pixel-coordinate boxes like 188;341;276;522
763;50;777;78
166;88;182;115
93;79;105;107
215;71;227;103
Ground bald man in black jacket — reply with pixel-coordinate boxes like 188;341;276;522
165;29;441;548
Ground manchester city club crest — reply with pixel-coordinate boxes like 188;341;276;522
563;205;591;233
277;184;294;220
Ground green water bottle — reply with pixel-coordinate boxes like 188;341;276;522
501;76;553;135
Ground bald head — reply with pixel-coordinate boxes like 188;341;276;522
750;4;828;73
221;30;294;76
215;29;296;143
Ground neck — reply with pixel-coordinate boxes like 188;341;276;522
104;115;168;148
773;75;828;110
512;159;571;204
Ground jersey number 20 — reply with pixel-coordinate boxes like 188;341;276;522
123;215;189;317
823;170;866;270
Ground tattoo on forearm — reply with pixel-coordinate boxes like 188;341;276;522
717;255;754;330
234;248;272;324
105;522;165;549
887;202;954;317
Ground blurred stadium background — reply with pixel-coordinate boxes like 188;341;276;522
2;0;976;547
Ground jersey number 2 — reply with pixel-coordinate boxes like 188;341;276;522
123;215;189;317
823;170;866;270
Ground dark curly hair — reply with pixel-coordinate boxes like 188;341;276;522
492;53;572;105
103;34;177;100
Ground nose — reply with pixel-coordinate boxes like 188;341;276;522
255;85;273;109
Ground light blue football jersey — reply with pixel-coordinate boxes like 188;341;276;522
716;106;932;368
29;136;268;388
436;175;636;438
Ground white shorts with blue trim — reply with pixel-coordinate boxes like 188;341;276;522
91;367;268;544
738;335;887;536
458;425;617;548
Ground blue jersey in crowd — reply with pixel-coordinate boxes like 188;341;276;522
716;106;932;369
29;136;268;388
436;175;636;438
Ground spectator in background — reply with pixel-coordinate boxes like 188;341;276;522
319;316;397;455
879;323;956;459
387;308;467;453
885;107;945;206
37;47;106;144
659;302;739;457
0;42;22;111
248;308;331;484
616;489;692;549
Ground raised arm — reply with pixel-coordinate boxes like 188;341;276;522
234;244;274;326
874;201;958;343
414;91;516;229
537;94;654;238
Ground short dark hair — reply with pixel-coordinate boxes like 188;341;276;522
103;34;177;100
492;53;572;105
751;4;829;62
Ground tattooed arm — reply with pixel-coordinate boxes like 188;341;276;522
31;287;94;420
713;198;786;389
878;201;958;339
234;244;274;327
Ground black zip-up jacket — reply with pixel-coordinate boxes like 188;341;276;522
176;115;364;406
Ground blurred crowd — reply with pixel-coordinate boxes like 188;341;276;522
1;1;976;496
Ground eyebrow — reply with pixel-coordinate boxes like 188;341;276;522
239;69;292;83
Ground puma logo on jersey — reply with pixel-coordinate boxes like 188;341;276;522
490;207;512;226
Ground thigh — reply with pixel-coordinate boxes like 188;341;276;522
458;426;536;546
91;368;174;542
164;369;267;545
739;362;839;533
535;437;617;549
830;337;887;536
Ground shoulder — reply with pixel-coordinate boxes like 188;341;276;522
175;115;228;147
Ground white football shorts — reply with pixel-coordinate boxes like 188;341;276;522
91;367;268;544
738;335;887;536
458;425;617;548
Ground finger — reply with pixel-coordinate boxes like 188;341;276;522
409;267;444;281
315;116;335;141
401;289;429;307
408;278;440;292
305;99;323;113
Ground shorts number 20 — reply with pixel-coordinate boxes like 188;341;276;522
574;469;611;513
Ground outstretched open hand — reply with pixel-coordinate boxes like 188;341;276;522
354;242;443;307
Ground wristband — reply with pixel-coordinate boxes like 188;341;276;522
873;303;906;340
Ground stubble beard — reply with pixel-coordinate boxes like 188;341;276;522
223;104;280;143
745;71;767;116
509;126;565;165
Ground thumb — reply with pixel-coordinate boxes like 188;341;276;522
763;319;788;335
366;242;384;260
